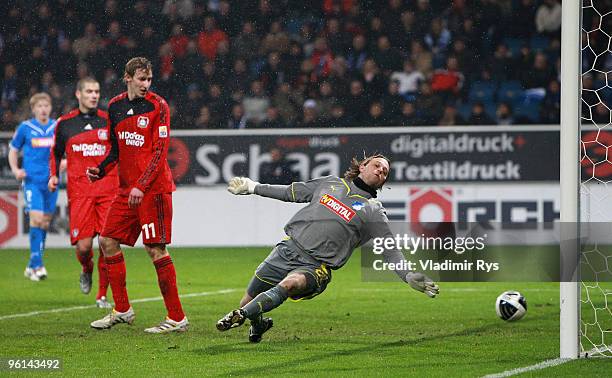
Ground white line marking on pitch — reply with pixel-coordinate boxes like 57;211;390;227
0;288;239;320
351;288;559;293
481;357;573;378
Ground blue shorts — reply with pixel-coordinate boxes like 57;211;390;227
23;182;58;214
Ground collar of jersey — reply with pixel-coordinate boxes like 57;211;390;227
340;177;375;199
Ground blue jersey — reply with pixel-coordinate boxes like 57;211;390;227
10;118;56;184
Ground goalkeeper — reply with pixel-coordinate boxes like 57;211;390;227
217;154;439;342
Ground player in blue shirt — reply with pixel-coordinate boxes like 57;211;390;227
8;93;59;281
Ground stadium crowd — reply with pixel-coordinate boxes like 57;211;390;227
0;0;592;131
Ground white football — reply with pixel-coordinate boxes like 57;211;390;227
496;291;527;321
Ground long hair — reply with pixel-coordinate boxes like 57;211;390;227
343;153;391;187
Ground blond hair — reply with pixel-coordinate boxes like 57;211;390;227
29;92;52;108
124;57;153;80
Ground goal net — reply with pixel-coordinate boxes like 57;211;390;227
579;0;612;358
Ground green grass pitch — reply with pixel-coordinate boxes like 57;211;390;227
0;247;610;376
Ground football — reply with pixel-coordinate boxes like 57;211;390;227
495;291;527;321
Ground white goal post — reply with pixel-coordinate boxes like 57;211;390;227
559;0;581;359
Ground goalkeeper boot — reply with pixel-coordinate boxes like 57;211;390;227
248;316;273;343
144;317;189;334
80;271;92;294
216;309;246;331
95;296;112;309
90;307;135;329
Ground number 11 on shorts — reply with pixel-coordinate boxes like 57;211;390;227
142;222;156;240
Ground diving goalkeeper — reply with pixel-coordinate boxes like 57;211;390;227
216;154;439;343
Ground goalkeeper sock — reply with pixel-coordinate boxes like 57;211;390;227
105;252;130;313
242;285;289;319
76;249;94;273
96;250;109;299
154;256;185;322
28;227;45;268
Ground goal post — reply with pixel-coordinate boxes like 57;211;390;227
559;0;581;359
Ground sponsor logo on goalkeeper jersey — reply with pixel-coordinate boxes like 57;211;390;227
391;133;515;158
31;137;54;148
118;131;145;147
320;194;355;222
71;143;106;157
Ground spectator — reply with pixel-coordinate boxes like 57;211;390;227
243;80;270;125
297;99;322;128
226;103;249;129
366;101;387;126
424;17;452;68
232;22;260;62
415;82;444;125
346;34;369;74
323;18;349;55
316;81;337;120
540;79;560;124
391;60;425;97
521;52;555;90
371;35;403;74
261;21;290;55
168;24;189;58
195;105;220;129
72;23;102;61
535;0;561;38
344;80;370;126
438;103;466;126
329;103;351;127
310;37;334;80
175;40;203;87
226;59;251;95
430;56;465;102
260;106;284;128
381;80;404;121
272;83;301;127
496;102;514;125
467;102;495;125
197;16;228;60
259;148;297;185
360;59;386;102
398;101;422;126
260;52;286;95
409;40;433;76
489;43;514;82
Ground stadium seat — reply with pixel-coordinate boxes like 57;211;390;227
498;81;525;106
468;81;497;103
503;37;527;56
530;36;550;52
514;101;541;122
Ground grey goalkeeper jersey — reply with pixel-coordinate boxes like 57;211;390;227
255;176;409;282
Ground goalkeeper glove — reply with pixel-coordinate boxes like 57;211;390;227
227;177;258;195
405;272;439;298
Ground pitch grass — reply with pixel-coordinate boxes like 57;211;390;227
0;248;610;377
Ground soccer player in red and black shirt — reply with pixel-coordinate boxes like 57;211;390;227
49;77;116;308
86;57;187;333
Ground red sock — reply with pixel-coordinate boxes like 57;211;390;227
154;256;185;322
76;249;94;273
105;252;130;313
96;250;110;300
